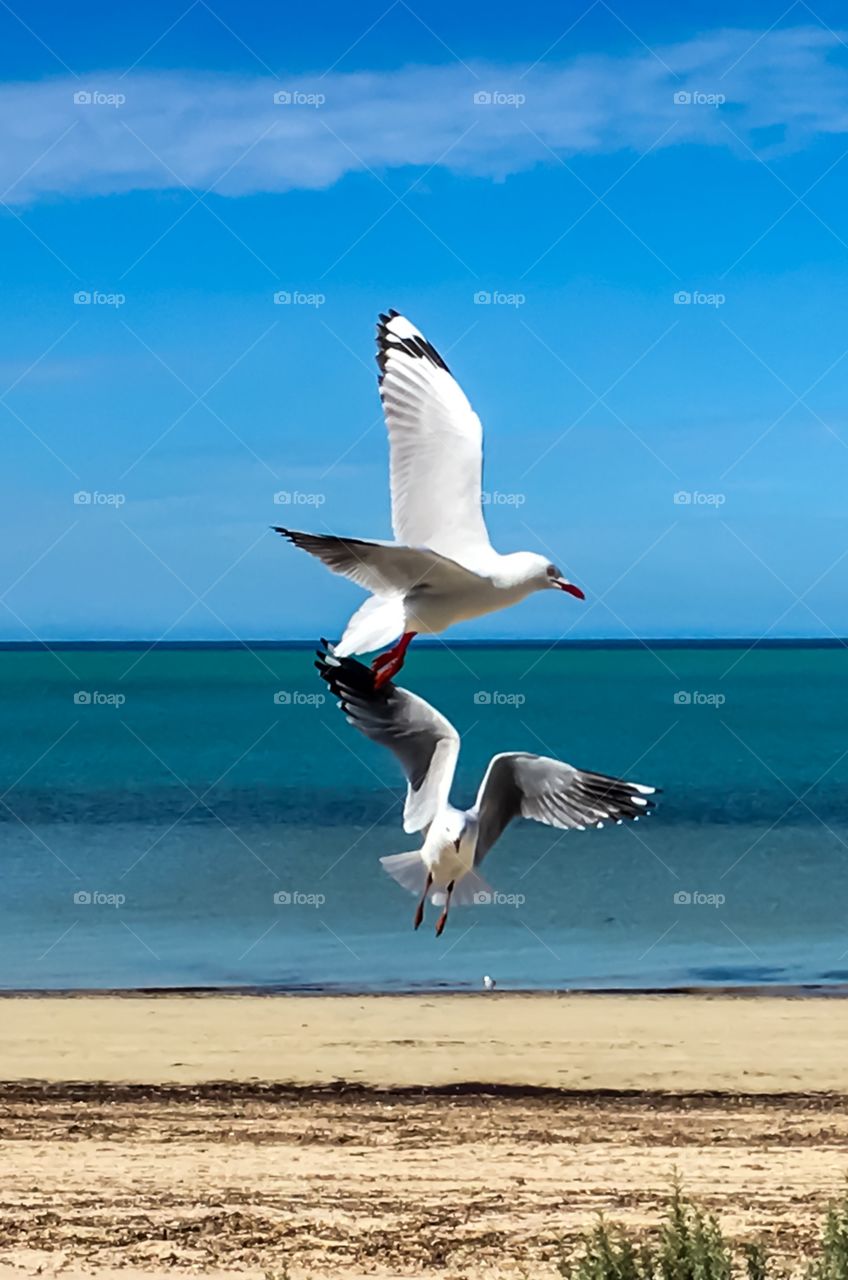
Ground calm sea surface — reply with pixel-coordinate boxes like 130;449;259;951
2;643;847;991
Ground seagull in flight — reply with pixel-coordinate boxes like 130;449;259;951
316;645;658;937
276;311;584;686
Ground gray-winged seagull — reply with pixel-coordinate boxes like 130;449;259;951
276;311;584;686
316;645;658;936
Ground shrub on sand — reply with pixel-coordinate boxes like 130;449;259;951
559;1183;848;1280
806;1191;848;1280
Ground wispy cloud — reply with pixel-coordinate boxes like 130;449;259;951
1;26;847;203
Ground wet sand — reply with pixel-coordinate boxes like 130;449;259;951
0;993;845;1277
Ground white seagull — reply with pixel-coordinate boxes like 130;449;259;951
316;645;658;937
276;311;584;686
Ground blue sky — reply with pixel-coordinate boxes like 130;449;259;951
3;0;848;641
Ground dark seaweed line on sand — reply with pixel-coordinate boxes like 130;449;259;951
0;1081;846;1108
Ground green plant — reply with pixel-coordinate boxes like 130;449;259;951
742;1241;770;1280
558;1184;770;1280
806;1191;848;1280
656;1182;732;1280
557;1218;654;1280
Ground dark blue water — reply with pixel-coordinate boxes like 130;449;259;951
2;643;847;990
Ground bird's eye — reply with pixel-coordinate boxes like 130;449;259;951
547;563;558;577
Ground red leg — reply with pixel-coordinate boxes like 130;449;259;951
371;632;417;688
413;872;432;931
434;880;455;938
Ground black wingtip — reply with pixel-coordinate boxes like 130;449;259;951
315;649;336;688
315;648;395;702
574;770;661;823
272;526;290;537
375;309;451;381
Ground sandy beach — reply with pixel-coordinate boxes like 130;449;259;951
3;990;847;1090
0;993;846;1277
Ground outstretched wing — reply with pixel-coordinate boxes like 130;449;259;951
377;311;494;572
275;528;483;598
316;647;460;833
473;753;658;864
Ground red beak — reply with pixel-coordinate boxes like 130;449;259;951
556;579;585;600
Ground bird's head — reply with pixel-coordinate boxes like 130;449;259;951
510;551;585;599
543;558;585;600
434;809;467;851
502;545;589;593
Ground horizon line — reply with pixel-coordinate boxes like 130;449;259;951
0;637;846;651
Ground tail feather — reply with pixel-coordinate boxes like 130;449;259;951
432;869;493;907
381;855;494;907
336;595;405;657
380;851;428;896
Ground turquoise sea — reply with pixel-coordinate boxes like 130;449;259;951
2;642;847;991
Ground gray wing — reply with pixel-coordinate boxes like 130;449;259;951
275;528;484;597
316;647;459;834
472;752;658;864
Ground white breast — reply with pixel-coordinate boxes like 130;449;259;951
406;575;540;634
421;824;476;887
